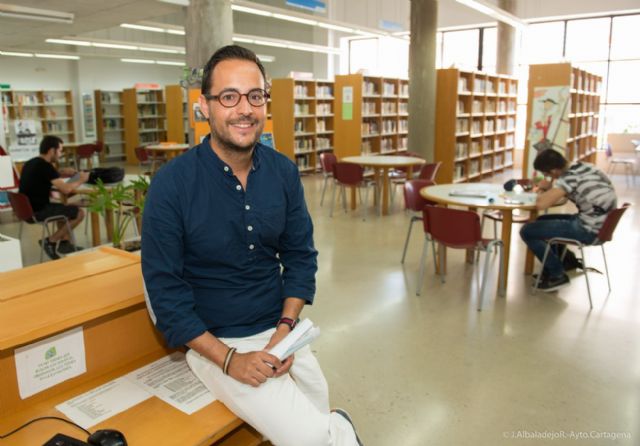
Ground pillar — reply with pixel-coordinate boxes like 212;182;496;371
185;0;233;72
408;0;438;161
496;0;517;75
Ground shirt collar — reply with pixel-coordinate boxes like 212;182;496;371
199;134;263;174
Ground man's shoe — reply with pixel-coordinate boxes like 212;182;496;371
38;238;60;260
57;240;84;254
535;273;570;292
331;408;363;446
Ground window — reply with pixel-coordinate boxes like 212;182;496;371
349;38;379;75
442;29;479;70
607;61;640;103
348;37;409;78
482;27;497;72
610;15;640;60
565;18;611;62
521;21;565;64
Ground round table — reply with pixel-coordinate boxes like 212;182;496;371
144;144;190;174
342;155;425;215
420;182;539;291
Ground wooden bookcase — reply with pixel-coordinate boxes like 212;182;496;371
271;78;335;173
434;68;518;184
123;88;167;164
95;90;125;161
524;63;601;177
334;74;409;159
164;84;186;145
1;90;76;153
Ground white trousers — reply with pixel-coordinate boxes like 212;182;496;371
186;328;359;446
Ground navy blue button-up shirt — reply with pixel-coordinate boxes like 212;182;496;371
141;137;318;348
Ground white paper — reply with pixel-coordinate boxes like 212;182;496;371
55;377;152;429
14;327;87;399
269;318;320;361
125;351;214;415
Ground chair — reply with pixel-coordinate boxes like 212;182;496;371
417;161;443;182
94;140;105;164
319;152;337;207
533;203;630;309
135;145;166;175
330;162;378;220
75;144;96;170
604;143;636;186
7;191;76;262
417;205;504;311
400;179;435;264
388;152;426;203
481;179;534;238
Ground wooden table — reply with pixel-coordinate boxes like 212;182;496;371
342;155;425;215
0;248;262;446
145;143;190;173
421;183;539;291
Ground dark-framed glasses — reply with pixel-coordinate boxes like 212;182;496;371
204;88;270;108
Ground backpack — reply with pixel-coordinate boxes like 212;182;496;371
88;167;125;185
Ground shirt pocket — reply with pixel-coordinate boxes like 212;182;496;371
259;205;286;245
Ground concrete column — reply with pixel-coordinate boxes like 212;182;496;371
185;0;233;71
408;0;438;161
496;0;517;75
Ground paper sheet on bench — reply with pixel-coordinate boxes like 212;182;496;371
56;352;214;428
269;318;320;361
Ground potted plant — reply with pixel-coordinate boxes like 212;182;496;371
88;176;149;251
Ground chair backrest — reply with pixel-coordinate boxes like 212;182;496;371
319;152;337;175
333;162;364;186
134;145;149;163
94;141;104;153
404;179;435;213
418;162;442;182
423;205;482;249
76;144;96;158
0;145;20;188
597;202;630;243
8;191;35;222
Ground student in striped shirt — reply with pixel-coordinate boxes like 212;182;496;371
520;148;617;291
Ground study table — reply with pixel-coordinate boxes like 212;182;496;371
342;155;425;215
420;182;539;291
0;247;262;446
145;143;190;174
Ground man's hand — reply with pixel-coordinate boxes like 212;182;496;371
535;179;553;193
263;325;295;377
227;350;282;387
78;171;90;183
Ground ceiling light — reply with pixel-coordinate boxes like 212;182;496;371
0;3;74;24
287;44;315;52
232;37;255;44
138;46;180;54
46;38;91;46
156;60;185;66
232;5;273;17
166;29;186;35
254;40;289;49
121;58;155;64
318;23;355;33
93;42;139;50
455;0;526;29
272;13;317;26
0;50;33;57
257;54;275;63
35;53;80;60
121;23;165;33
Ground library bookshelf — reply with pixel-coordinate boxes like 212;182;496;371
523;63;601;177
334;74;409;159
123;88;167;164
271;78;335;173
435;68;518;184
95;90;125;161
164;84;186;145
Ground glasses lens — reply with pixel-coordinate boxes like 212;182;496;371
247;89;267;106
219;91;240;107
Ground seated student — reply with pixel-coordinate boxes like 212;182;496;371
520;148;617;291
19;135;90;259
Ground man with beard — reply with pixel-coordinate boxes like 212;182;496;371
142;45;362;446
19;135;89;259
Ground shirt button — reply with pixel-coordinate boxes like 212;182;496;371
224;166;230;172
249;244;255;250
235;185;241;191
245;205;250;210
247;225;253;231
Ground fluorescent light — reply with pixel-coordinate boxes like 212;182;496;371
233;37;255;44
287;44;316;53
232;5;273;17
121;58;155;64
257;54;275;63
166;29;185;35
455;0;526;29
0;3;74;24
254;40;289;49
121;23;165;33
46;38;91;46
93;42;139;50
157;0;188;5
156;60;185;66
272;13;317;26
318;23;355;33
139;46;180;54
0;50;33;57
35;53;80;60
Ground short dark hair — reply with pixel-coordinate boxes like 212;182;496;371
533;148;568;173
201;45;268;95
39;135;63;154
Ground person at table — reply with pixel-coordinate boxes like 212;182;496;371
520;148;617;291
19;135;89;259
141;45;363;446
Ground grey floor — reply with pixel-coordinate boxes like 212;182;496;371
1;165;638;446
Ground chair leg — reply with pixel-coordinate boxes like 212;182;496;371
438;243;446;284
416;237;430;296
363;186;369;221
401;219;416;264
18;221;24;239
341;186;348;213
320;175;329;207
431;236;438;275
329;181;337;218
478;245;493;311
579;245;593;309
532;241;553;293
601;245;611;294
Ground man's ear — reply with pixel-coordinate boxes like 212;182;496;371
198;95;210;119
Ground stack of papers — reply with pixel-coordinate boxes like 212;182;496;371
269;318;320;361
449;190;490;199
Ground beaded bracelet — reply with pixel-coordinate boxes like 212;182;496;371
223;347;236;375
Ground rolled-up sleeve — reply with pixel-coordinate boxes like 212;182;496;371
278;164;318;303
141;169;207;348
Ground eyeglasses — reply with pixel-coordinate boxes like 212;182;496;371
204;88;270;108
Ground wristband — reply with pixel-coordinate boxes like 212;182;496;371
277;317;299;331
223;347;236;375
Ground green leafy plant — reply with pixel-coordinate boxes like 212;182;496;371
87;176;149;249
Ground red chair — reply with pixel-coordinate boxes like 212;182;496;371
75;144;96;170
417;161;442;181
417;205;504;311
94;140;105;163
533;203;630;309
401;179;436;263
135;145;165;174
388;151;425;203
330;162;378;220
8;191;76;262
319;152;337;207
481;179;534;238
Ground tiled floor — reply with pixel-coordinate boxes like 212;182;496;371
2;164;638;446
